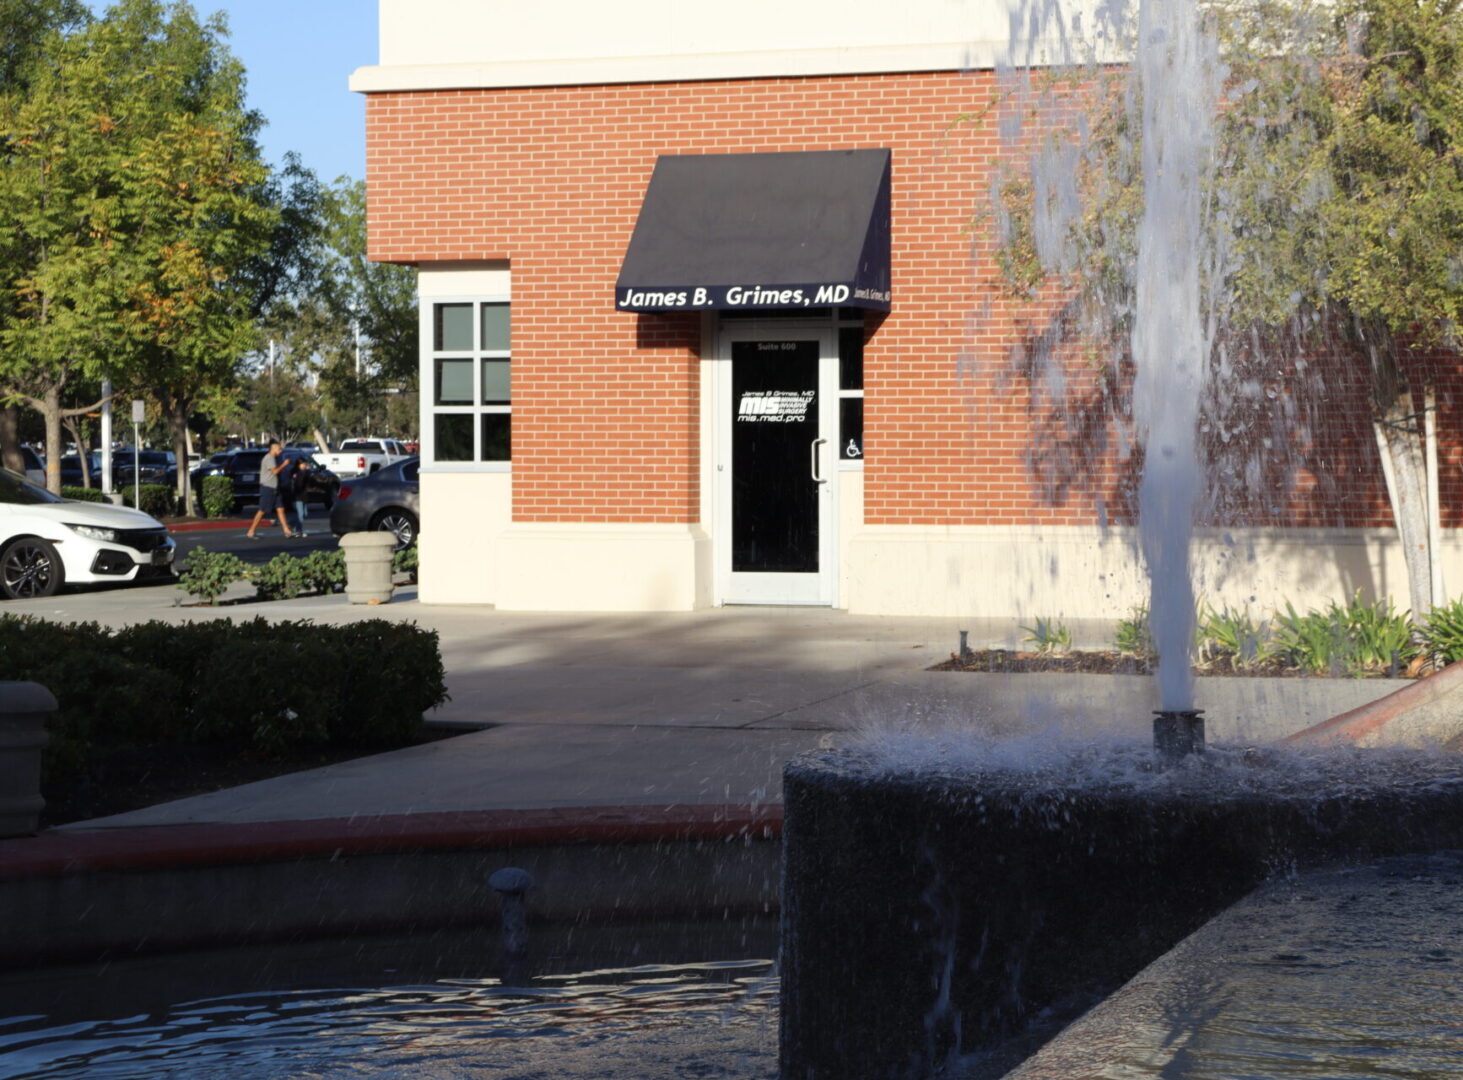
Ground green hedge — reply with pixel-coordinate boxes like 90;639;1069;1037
201;475;234;518
0;615;449;775
60;486;107;503
122;483;178;518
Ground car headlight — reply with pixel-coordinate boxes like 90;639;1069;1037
66;523;118;542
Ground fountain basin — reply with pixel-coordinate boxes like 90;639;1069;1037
780;745;1463;1080
1005;849;1463;1078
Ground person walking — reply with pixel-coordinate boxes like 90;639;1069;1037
289;458;313;536
246;440;296;539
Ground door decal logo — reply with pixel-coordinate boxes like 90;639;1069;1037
738;390;814;423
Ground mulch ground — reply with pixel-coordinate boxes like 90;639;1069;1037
931;649;1425;679
40;727;462;829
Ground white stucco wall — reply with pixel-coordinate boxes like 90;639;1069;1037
353;0;1111;91
844;525;1462;621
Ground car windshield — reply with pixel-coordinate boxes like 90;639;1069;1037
136;452;173;465
0;469;64;505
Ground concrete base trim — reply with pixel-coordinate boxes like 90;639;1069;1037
495;524;712;611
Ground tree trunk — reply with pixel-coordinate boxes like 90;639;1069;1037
168;401;195;518
1362;321;1433;621
62;418;89;488
0;405;22;474
42;386;64;495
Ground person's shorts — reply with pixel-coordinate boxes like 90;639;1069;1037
259;487;281;513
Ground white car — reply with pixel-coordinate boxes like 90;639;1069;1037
0;469;176;600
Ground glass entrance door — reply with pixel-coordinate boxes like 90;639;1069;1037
718;328;837;605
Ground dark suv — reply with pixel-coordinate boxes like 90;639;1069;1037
222;449;340;511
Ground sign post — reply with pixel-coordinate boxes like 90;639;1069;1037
130;400;145;510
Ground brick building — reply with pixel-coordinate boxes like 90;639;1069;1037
351;0;1461;618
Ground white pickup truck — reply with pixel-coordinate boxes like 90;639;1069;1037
319;438;412;479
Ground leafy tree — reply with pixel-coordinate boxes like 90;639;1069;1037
995;0;1463;619
0;0;275;501
0;0;90;478
259;177;417;444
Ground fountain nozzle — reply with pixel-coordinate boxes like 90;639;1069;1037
1153;709;1205;758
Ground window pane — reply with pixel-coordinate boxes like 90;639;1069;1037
839;327;864;390
481;413;511;461
481;359;511;404
840;398;864;460
435;414;473;461
480;303;510;351
435;303;473;351
435;358;473;404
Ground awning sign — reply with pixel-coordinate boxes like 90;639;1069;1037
616;149;892;314
617;283;889;312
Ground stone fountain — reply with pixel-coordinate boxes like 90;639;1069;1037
781;0;1463;1074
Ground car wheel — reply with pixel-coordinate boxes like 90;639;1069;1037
370;509;418;549
1;537;64;600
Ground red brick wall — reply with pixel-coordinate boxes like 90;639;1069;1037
364;72;1461;528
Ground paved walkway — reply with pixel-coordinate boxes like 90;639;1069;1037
3;582;1402;830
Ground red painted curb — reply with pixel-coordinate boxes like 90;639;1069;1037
165;519;252;533
1285;660;1463;746
0;804;783;882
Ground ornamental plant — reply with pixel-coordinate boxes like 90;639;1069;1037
176;546;248;605
200;475;234;518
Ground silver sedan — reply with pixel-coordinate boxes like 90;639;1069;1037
328;457;420;547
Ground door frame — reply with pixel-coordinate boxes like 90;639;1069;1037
713;318;839;606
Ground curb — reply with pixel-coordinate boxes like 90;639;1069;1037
165;519;252;533
0;804;783;882
1284;659;1463;746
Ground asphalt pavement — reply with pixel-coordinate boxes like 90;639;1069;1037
169;518;339;566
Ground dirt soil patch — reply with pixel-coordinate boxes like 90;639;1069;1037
932;650;1423;679
40;727;464;829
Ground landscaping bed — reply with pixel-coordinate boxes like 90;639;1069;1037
935;594;1463;679
933;650;1424;678
2;615;450;831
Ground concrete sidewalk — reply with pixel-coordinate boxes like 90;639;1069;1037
3;582;1403;830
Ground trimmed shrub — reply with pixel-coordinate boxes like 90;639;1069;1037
298;549;346;595
393;543;418;582
253;552;312;601
60;486;107;503
201;475;234;518
177;546;250;605
123;483;178;518
0;614;449;776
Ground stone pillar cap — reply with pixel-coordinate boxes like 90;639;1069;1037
0;682;58;713
340;532;398;549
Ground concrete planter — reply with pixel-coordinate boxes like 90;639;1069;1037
341;532;397;604
0;682;54;838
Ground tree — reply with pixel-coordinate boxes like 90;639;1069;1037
0;0;90;480
0;0;278;505
258;177;417;444
995;0;1463;620
97;1;279;516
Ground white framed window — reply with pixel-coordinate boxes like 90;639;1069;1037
421;295;511;468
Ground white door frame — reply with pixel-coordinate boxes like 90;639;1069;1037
714;320;839;606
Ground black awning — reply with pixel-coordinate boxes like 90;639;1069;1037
615;149;891;314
